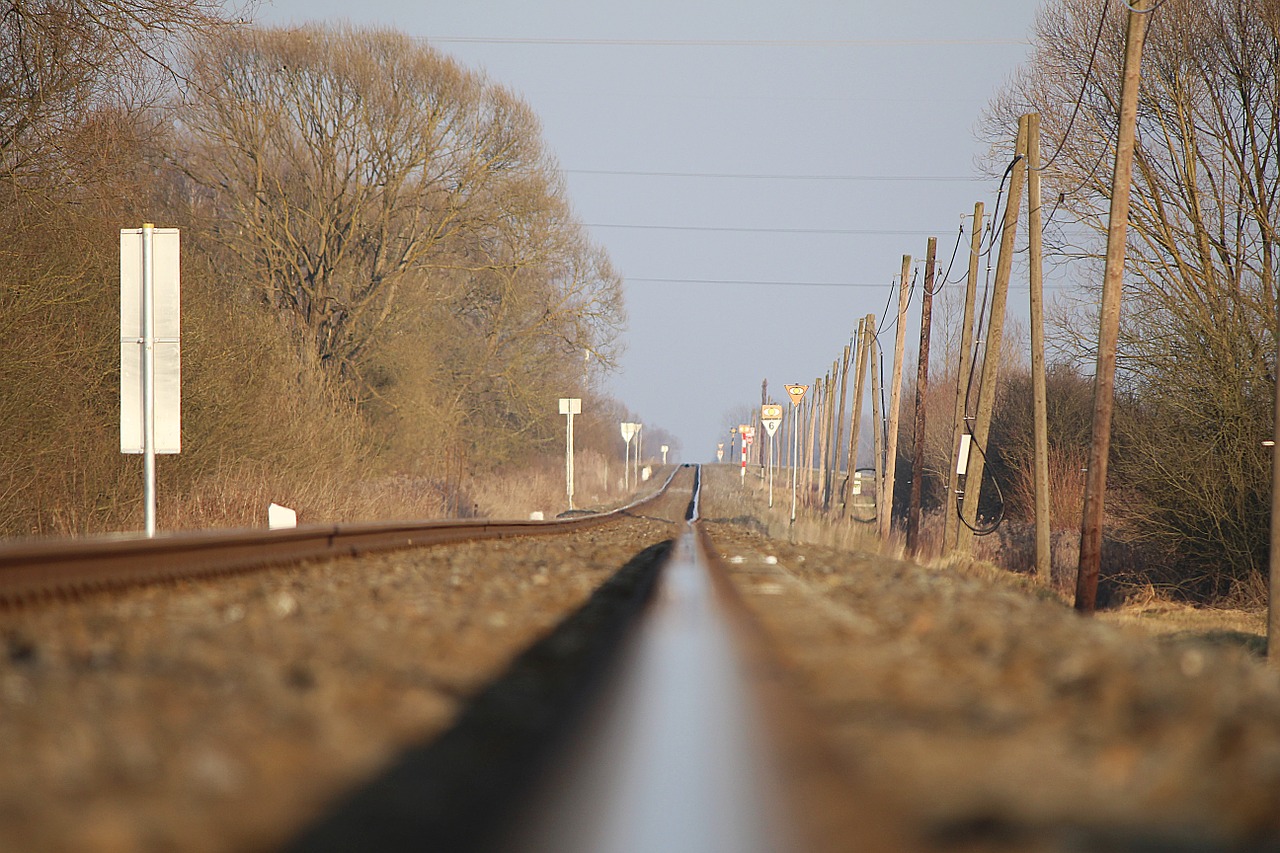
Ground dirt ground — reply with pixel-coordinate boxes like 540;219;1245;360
700;464;1280;851
5;463;1280;852
0;472;694;852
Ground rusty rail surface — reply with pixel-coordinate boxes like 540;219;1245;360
0;467;684;606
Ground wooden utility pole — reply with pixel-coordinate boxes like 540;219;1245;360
881;255;912;539
830;344;851;511
806;377;821;506
817;370;830;506
1028;113;1052;584
1271;331;1280;663
944;202;985;553
824;359;841;510
841;317;870;514
958;116;1029;554
871;333;886;533
907;237;938;554
1076;2;1152;613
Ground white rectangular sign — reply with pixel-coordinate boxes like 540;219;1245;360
120;228;181;454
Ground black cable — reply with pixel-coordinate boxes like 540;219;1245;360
954;422;1005;536
929;222;966;293
980;154;1022;257
1037;0;1111;173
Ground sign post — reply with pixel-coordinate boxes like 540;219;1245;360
661;444;669;465
121;224;180;537
633;423;643;486
560;398;581;510
762;404;783;507
785;384;808;523
620;422;638;490
716;442;724;463
739;424;755;485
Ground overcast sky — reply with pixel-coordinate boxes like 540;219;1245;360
255;0;1060;460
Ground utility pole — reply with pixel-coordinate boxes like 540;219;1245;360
1028;112;1052;584
830;344;851;511
870;332;886;533
1076;2;1152;613
944;203;985;554
906;237;938;554
822;360;839;510
958;116;1029;554
806;379;820;506
881;255;912;540
841;317;870;515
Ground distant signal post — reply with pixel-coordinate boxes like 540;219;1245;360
560;398;581;510
785;384;808;522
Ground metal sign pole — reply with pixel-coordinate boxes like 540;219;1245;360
142;223;157;538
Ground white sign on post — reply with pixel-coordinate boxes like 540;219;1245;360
121;225;180;538
620;422;637;489
560;398;581;510
121;227;181;454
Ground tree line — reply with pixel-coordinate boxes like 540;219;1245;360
977;0;1280;602
0;5;643;534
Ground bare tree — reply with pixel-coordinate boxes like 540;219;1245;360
176;25;622;399
1;0;231;185
984;0;1280;592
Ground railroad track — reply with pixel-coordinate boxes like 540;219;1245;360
1;464;854;852
0;467;684;607
287;464;841;853
8;465;1277;851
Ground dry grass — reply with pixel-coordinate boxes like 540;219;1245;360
706;464;1270;655
471;450;662;520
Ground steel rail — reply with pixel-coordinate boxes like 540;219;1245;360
507;465;800;853
0;467;684;606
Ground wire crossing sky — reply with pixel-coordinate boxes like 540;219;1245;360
256;0;1052;457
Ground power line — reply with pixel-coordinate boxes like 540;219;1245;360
626;277;898;288
587;223;938;236
426;36;1031;47
566;169;983;182
626;277;1083;289
1037;0;1111;172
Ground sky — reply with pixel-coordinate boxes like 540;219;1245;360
254;0;1057;461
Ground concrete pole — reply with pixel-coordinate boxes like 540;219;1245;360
959;115;1029;554
944;203;985;553
1076;3;1151;613
881;255;912;540
1028;112;1052;584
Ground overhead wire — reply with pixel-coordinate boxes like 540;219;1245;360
1036;0;1112;173
566;168;982;182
